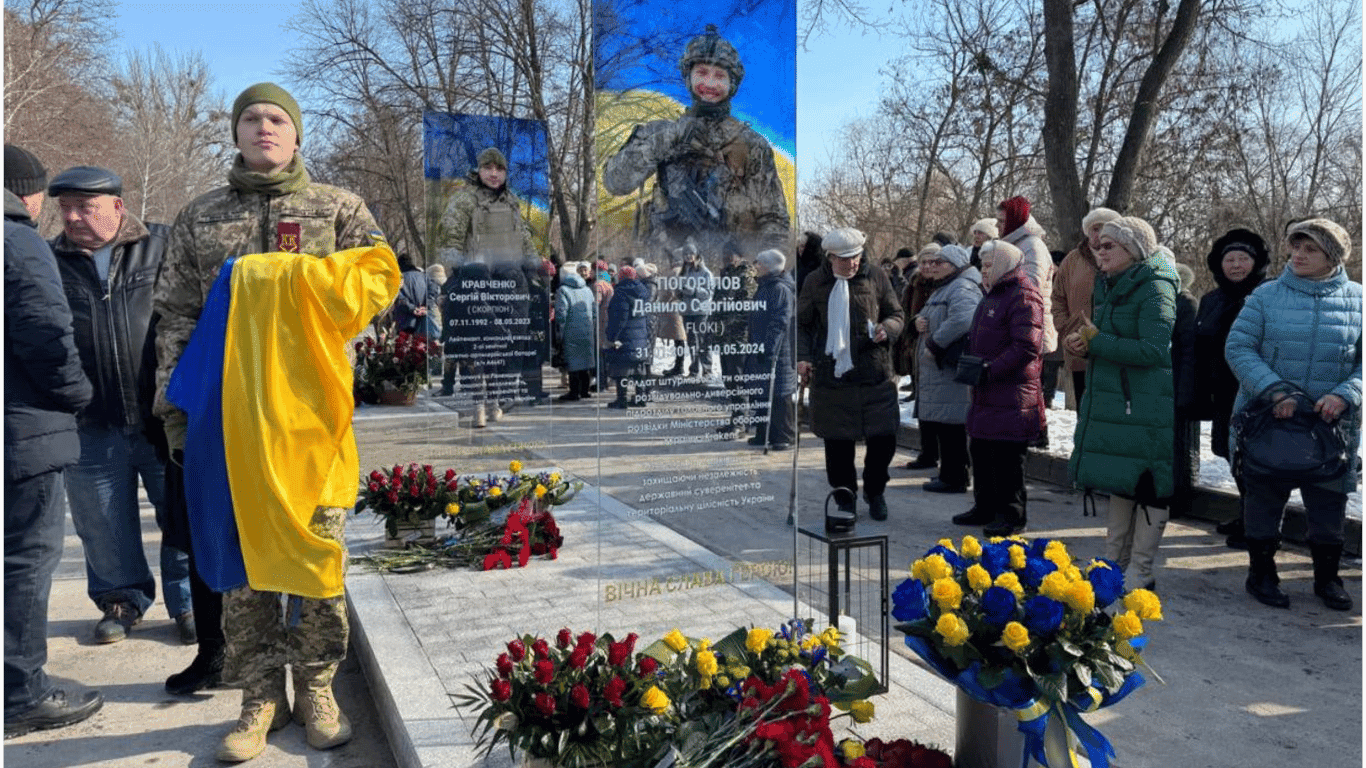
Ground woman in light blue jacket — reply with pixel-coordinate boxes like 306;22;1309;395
1226;218;1362;612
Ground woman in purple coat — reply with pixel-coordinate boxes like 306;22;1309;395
957;240;1046;536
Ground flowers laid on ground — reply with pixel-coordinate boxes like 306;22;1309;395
893;535;1161;768
838;737;952;768
353;329;437;402
456;621;884;768
352;460;581;572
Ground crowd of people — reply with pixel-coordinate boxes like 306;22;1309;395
3;28;1360;761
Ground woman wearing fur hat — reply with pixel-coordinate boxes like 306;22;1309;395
912;244;982;495
797;227;905;524
1226;218;1361;611
1192;229;1270;547
1052;207;1121;405
959;241;1046;536
1064;216;1178;591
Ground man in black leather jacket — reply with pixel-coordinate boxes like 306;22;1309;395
47;167;193;646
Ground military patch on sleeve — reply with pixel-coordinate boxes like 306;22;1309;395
368;229;388;245
277;222;302;253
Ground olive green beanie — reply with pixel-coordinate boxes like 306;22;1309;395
232;82;303;146
477;147;508;169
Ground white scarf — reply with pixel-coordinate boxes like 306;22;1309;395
825;274;853;377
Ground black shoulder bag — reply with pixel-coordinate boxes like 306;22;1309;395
1232;392;1350;483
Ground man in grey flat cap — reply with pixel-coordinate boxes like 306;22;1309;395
796;227;905;528
47;166;193;647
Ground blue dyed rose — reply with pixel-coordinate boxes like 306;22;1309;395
1028;538;1053;558
1087;559;1125;608
926;544;964;570
980;542;1012;577
981;586;1018;626
1023;595;1065;635
1019;556;1058;588
892;578;929;621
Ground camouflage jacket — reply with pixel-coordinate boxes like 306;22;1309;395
438;174;536;263
603;112;789;262
153;182;384;430
714;260;757;343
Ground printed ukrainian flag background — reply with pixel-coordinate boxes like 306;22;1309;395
593;0;797;246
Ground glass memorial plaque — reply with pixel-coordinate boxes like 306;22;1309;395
593;0;799;636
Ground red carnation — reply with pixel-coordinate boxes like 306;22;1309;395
391;465;403;478
369;470;385;482
603;676;626;708
533;659;554;684
532;692;555;716
422;464;434;474
408;484;420;498
532;639;550;659
638;657;658;676
570;683;591;710
507;638;527;662
496;653;514;679
445;468;457;481
490;679;511;702
385;491;399;504
446;480;458;492
368;482;379;492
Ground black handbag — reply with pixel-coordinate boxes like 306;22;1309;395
953;354;987;386
1232;392;1350;483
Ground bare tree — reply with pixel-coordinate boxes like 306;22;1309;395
109;45;229;224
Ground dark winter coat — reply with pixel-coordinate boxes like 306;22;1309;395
50;213;165;431
605;278;651;376
393;266;436;333
964;265;1045;443
1069;256;1179;499
1172;289;1198;413
1193;228;1270;458
714;260;757;344
745;270;797;397
797;259;905;440
4;190;93;482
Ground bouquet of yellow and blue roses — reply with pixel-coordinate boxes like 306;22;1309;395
892;535;1162;768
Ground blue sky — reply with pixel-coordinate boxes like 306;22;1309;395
111;0;879;177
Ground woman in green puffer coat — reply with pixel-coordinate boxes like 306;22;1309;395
1064;216;1178;590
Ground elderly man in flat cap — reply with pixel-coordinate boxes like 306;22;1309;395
796;227;905;529
46;167;193;649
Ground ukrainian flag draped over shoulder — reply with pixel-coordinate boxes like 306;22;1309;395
223;246;400;599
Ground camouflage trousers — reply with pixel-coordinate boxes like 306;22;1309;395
223;506;349;698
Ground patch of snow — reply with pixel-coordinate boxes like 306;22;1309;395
897;378;1362;520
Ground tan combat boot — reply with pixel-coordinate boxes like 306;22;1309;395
217;672;290;762
292;663;352;749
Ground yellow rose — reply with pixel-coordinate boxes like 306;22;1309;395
1064;565;1083;582
746;627;774;653
1065;581;1096;613
1039;571;1071;601
489;486;503;498
935;613;971;646
841;740;866;761
697;637;712;652
1124;589;1164;621
1009;545;1026;570
662;629;688;653
937;538;957;552
1044;540;1071;570
642;685;670;713
696;649;718;676
910;559;927;583
960;535;983;558
850;699;875;723
800;636;822;653
444;502;460;516
921;553;954;582
1112;611;1143;640
994;572;1025;598
820;627;841;648
534;484;547;498
509;460;523;474
966;564;992;592
549;472;561;484
931;577;963;610
1001;621;1031;653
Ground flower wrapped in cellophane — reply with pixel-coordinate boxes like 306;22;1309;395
893;535;1162;768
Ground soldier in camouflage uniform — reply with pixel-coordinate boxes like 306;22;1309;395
153;83;385;763
603;24;790;270
714;240;757;436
